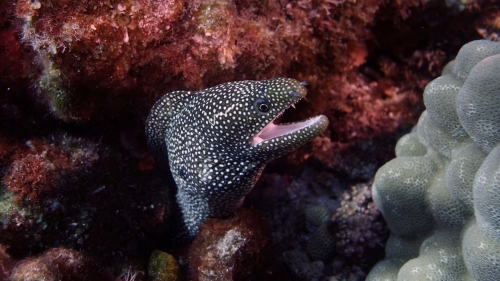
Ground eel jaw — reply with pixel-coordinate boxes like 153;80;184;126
250;115;326;147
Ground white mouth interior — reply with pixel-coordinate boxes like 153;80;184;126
250;116;321;146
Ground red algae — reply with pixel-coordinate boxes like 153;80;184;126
4;0;491;163
14;0;187;121
3;138;98;205
7;0;436;127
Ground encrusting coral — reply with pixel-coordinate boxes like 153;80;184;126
367;40;500;281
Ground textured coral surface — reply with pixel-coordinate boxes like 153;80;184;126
189;208;287;281
1;0;499;280
368;40;500;281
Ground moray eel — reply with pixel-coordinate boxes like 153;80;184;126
146;77;328;237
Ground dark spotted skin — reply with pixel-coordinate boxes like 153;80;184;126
146;78;328;237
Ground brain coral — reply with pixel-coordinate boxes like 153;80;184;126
367;40;500;281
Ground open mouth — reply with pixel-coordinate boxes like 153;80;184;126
250;114;323;147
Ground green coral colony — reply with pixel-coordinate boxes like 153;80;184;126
367;40;500;281
146;77;329;237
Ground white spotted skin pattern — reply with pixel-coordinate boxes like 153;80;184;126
146;77;329;237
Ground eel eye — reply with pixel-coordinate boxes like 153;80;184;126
254;98;271;113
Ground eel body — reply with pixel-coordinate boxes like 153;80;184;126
146;77;328;237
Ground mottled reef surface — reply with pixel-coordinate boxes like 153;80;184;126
0;0;499;280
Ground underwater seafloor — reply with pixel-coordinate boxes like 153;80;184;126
0;0;499;280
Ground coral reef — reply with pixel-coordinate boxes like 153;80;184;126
0;133;171;279
1;0;499;279
331;184;386;259
281;251;325;281
4;137;100;206
306;223;336;261
476;4;500;40
368;40;500;280
3;0;495;184
7;0;456;138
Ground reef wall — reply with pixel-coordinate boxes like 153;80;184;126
0;0;499;280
